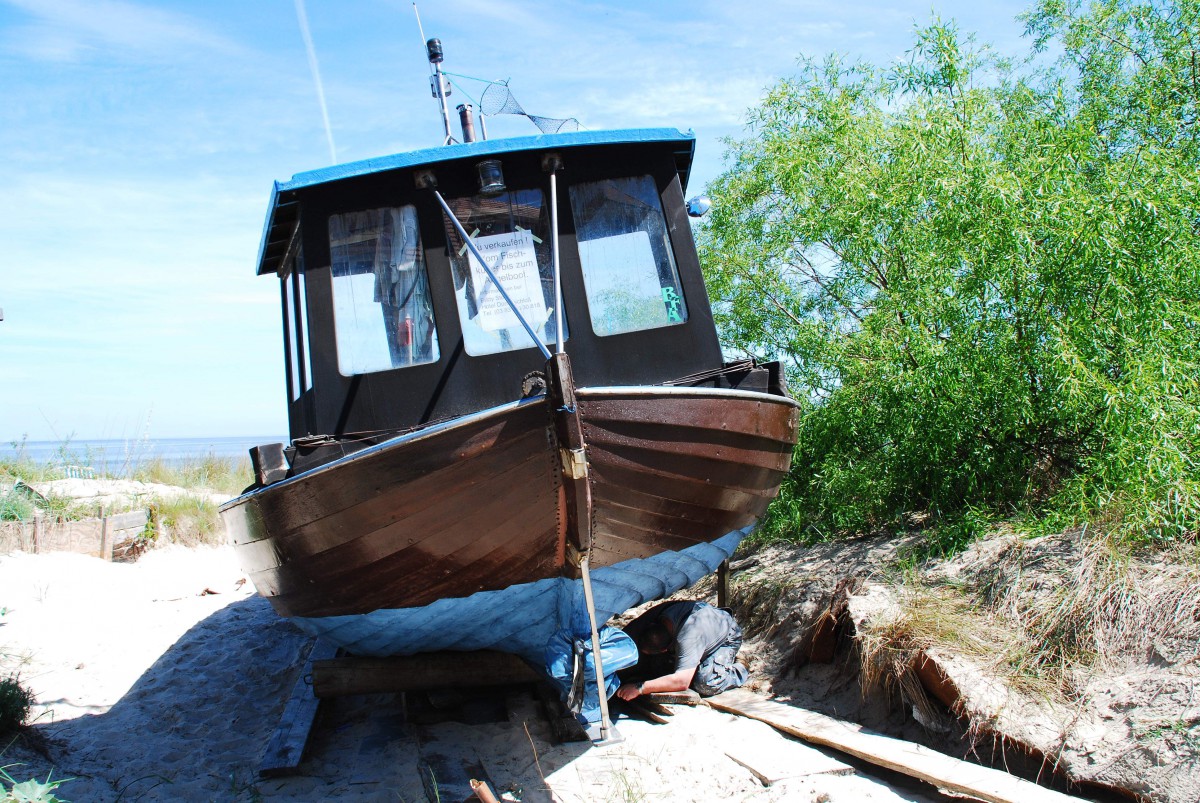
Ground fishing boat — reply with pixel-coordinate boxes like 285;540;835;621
219;39;799;674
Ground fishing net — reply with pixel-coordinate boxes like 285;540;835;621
479;80;580;134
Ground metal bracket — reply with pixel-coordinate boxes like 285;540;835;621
560;447;588;480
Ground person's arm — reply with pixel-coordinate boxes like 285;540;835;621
616;666;696;700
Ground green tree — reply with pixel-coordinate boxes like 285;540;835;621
699;0;1200;545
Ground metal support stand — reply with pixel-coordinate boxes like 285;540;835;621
580;556;622;745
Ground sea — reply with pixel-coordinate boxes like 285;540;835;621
0;436;286;475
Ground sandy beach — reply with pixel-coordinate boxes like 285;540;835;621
0;544;958;802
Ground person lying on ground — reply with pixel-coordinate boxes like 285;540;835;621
616;600;748;700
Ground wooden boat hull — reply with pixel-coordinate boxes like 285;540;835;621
220;385;798;652
290;527;751;660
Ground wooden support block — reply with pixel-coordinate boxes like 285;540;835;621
311;650;540;698
534;682;589;743
258;639;340;778
708;689;1078;803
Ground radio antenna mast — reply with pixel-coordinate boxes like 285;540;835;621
413;4;454;145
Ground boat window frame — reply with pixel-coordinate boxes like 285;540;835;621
282;246;313;402
326;204;442;377
567;173;689;338
438;185;568;357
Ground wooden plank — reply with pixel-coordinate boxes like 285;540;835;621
707;689;1079;803
107;510;149;531
722;716;853;785
311;650;540;698
644;690;701;706
258;639;340;778
417;733;495;803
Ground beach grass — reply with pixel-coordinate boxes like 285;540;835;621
131;454;253;497
1;447;252;548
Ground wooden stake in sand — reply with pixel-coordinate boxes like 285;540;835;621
707;689;1079;803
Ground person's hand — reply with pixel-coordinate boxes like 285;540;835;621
616;682;641;701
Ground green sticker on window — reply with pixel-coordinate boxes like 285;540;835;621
662;287;683;322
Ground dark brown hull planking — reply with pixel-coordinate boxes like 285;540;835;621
221;383;797;619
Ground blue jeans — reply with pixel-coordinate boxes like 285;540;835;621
692;641;748;697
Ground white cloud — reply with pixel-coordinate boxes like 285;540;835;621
0;0;241;62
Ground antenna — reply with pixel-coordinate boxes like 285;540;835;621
412;3;429;48
413;4;455;145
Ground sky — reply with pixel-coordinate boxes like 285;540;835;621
0;0;1033;443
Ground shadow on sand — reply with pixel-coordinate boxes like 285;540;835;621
12;594;598;801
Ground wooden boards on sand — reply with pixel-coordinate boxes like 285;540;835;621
708;689;1078;803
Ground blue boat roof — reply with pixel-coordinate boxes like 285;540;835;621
257;127;697;276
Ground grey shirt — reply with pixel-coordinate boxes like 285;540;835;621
652;602;738;673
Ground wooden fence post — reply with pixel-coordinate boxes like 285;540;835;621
99;505;112;561
32;512;42;554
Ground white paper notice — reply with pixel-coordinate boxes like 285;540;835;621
467;229;547;332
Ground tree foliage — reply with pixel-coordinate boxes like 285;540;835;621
699;0;1200;544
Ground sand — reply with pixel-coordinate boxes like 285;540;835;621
29;478;229;509
0;545;951;802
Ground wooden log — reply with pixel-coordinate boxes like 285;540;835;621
707;689;1078;803
311;650;541;698
258;639;340;778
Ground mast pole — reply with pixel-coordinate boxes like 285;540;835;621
546;155;565;354
414;6;454;145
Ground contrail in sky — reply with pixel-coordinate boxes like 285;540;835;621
294;0;337;164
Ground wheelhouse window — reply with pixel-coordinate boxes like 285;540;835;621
568;175;688;336
442;188;565;356
328;205;439;375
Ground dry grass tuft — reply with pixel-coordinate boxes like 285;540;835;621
853;584;1034;727
854;529;1200;719
729;576;800;638
965;532;1200;695
149;495;227;548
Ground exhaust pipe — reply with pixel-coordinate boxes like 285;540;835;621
457;104;477;143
